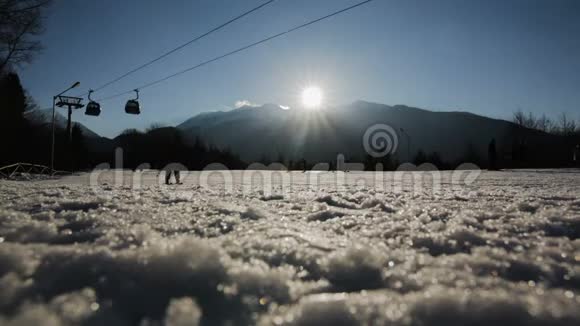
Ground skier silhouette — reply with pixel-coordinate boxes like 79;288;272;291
165;168;181;185
163;131;185;185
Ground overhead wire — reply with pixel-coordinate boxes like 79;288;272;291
96;0;375;102
78;0;278;97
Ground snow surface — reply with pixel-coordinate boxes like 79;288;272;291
0;170;579;325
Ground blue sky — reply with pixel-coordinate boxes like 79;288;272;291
19;0;580;138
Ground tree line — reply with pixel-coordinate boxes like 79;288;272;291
110;127;246;171
3;69;578;172
0;71;92;170
512;110;579;136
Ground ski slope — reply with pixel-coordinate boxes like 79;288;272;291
0;170;579;325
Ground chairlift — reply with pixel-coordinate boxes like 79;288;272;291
85;90;101;116
125;89;141;115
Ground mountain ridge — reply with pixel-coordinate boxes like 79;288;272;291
176;101;557;164
24;108;101;139
27;101;567;167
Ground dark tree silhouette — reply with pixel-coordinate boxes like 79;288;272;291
427;152;447;170
557;113;577;136
512;109;579;136
0;72;26;121
364;153;396;171
0;0;51;73
488;138;498;170
512;110;538;130
413;150;427;166
536;114;554;133
0;72;28;165
71;123;88;171
112;127;245;171
462;143;483;167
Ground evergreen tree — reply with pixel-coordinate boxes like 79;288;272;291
71;124;88;171
0;72;28;164
413;150;427;165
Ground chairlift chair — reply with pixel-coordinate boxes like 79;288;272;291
85;90;101;116
125;89;141;115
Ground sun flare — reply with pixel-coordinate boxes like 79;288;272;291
301;86;323;109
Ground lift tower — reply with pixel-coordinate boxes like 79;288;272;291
55;96;84;141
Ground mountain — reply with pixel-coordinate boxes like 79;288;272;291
177;101;571;167
24;108;100;139
24;108;115;155
22;103;572;169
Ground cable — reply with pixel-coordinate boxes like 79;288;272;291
97;0;375;102
79;0;277;97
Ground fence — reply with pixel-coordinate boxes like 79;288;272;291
0;163;71;179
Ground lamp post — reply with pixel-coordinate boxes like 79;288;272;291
50;82;80;171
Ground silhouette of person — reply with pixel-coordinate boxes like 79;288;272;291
488;138;498;170
165;169;181;185
163;132;185;185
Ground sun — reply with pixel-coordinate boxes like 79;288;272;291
302;86;323;109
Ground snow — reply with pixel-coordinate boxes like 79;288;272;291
0;169;579;325
164;297;202;326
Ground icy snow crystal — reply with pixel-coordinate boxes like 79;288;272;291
0;170;579;325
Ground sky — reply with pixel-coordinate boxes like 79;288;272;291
18;0;580;138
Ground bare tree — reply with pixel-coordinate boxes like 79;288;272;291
556;113;577;136
536;114;554;133
146;123;166;132
513;109;579;136
0;0;51;73
512;109;538;130
526;112;538;130
513;110;526;127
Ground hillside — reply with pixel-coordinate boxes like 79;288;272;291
177;101;569;166
24;108;100;139
24;103;573;169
